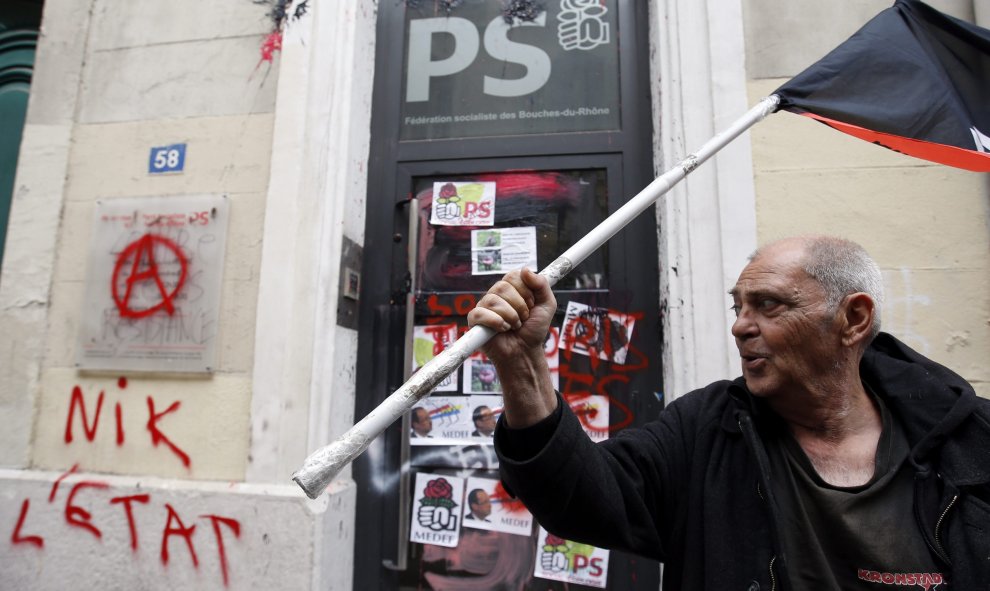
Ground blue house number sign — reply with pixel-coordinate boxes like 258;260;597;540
148;143;186;174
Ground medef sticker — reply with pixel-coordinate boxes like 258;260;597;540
534;527;610;588
409;397;472;445
462;477;534;537
431;181;496;226
467;395;502;442
560;301;637;365
568;395;610;442
410;473;465;548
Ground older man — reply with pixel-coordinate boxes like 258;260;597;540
467;235;990;590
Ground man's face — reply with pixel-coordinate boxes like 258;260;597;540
470;491;492;519
412;408;432;436
474;407;496;436
729;241;842;400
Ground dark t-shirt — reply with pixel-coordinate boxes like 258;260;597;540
766;393;948;589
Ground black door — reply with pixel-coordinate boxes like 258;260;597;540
355;2;662;589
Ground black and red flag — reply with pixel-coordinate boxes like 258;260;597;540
774;0;990;172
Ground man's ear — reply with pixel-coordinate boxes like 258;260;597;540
839;293;875;348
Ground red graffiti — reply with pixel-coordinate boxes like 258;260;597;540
453;294;476;315
65;386;104;443
11;500;43;548
115;402;125;446
161;503;198;568
110;494;150;551
147;397;191;468
201;515;241;587
559;309;649;434
65;480;110;538
11;466;242;587
422;323;456;355
49;463;78;502
63;382;191;469
112;234;188;319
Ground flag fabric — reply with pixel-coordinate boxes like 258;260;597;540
774;0;990;172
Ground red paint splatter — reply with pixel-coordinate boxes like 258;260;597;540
111;234;188;319
10;499;43;548
110;494;150;551
161;504;198;567
201;515;241;587
65;480;110;539
146;397;191;468
259;31;282;63
490;481;527;514
118;376;128;389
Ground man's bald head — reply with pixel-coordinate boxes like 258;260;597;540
750;236;884;340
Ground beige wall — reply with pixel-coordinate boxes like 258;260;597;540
14;0;275;478
743;0;990;397
0;1;365;588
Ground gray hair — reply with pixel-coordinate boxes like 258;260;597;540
753;236;884;340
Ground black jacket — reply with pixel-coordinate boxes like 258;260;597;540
495;333;990;590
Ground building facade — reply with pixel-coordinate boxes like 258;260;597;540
0;0;986;589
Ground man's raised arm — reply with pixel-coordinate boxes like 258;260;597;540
467;268;558;428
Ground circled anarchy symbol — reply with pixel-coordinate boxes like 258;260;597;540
111;234;188;319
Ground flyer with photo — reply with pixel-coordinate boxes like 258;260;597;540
560;301;637;365
410;472;465;548
463;358;502;394
534;526;610;588
568;395;610;442
430;181;496;226
409;396;472;445
470;226;537;275
412;324;458;392
467;395;502;441
462;477;534;536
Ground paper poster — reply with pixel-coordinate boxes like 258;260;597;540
410;473;465;548
463;358;502;394
468;395;502;441
76;195;229;373
412;324;458;392
430;181;496;226
560;301;637;365
410;397;473;445
544;326;561;390
462;477;534;536
534;527;610;588
471;226;538;275
569;395;610;442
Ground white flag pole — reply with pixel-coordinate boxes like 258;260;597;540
292;95;781;499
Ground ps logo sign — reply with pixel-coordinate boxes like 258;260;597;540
406;14;551;101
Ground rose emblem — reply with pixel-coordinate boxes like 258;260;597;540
545;533;567;548
424;478;453;499
421;478;457;510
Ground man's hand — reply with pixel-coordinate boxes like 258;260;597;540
467;268;556;365
468;268;558;428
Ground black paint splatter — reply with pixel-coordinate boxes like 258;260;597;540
502;0;546;24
